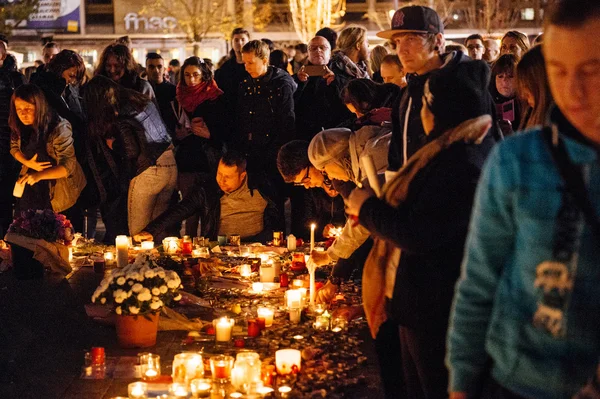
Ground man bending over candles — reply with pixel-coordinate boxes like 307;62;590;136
134;150;281;243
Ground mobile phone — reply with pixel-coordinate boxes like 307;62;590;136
303;65;327;77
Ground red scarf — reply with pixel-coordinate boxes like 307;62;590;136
176;80;224;113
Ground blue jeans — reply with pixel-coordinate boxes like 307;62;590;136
128;149;177;235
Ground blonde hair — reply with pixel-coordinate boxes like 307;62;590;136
241;40;270;61
369;45;389;73
336;26;367;54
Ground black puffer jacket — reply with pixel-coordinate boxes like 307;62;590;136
214;55;249;111
234;66;296;171
144;173;281;242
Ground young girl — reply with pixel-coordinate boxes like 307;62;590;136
9;84;85;214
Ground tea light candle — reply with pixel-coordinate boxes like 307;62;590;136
239;264;252;278
190;378;212;398
214;317;235;342
310;223;316;253
168;382;188;398
104;251;114;265
172;352;204;383
286;289;302;309
257;307;274;327
275;349;301;375
257;386;274;396
128;382;147;399
251;282;264;294
139;353;161;380
116;235;129;268
141;241;154;250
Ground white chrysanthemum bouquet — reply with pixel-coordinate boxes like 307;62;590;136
91;253;182;316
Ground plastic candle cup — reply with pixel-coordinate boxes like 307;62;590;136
213;317;235;342
286;289;302;309
275;349;301;375
172;352;204;383
210;355;234;382
257;307;274;327
289;307;301;324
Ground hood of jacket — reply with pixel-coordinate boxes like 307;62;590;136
350;124;392;183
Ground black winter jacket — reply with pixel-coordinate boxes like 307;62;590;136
0;56;24;180
214;55;248;111
144;173;281;242
234;66;296;171
360;132;495;329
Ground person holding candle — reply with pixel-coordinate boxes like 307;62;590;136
345;61;495;398
9;84;86;215
134;150;281;244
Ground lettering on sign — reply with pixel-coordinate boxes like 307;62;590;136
124;12;178;32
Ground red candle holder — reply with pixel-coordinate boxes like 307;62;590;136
247;319;260;337
91;347;105;366
257;317;266;330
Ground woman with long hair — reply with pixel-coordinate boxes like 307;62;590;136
331;26;370;81
9;84;85;214
95;43;155;99
84;75;176;241
516;45;553;130
490;54;522;136
500;30;530;60
369;45;388;83
174;55;228;235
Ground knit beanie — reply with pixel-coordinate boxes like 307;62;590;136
308;128;352;170
424;60;491;137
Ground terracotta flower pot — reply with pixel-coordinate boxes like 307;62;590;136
115;312;160;348
11;244;44;280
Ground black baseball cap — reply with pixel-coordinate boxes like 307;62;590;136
0;35;8;47
377;6;444;39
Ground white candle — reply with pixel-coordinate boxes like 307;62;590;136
275;349;301;375
163;237;180;255
115;235;129;268
287;234;296;251
141;241;154;250
259;264;275;282
252;282;264;293
286;289;302;309
257;307;274;327
214;317;234;342
310;223;316;253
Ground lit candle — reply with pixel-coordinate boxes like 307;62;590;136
252;282;264;294
286;289;302;309
192;248;202;258
128;381;147;398
139;353;161;381
297;287;308;308
190;378;212;398
214;317;234;342
168;382;188;398
141;241;154;250
331;316;347;332
239;264;252;278
257;386;274;395
103;251;114;265
257;307;274;327
210;355;234;382
259;253;270;263
310;223;316;253
259;263;275;282
172;352;204;383
275;349;301;375
115;235;129;268
289;307;301;323
292;279;304;289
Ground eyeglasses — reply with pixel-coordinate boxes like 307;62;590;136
294;167;311;186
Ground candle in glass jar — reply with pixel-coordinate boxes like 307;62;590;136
210;355;234;381
115;235;129;268
286;289;302;309
140;353;160;380
259;264;275;282
140;241;154;250
289;307;301;323
214;317;234;342
275;349;301;375
168;382;188;398
172;352;204;383
128;382;147;398
103;251;114;265
190;378;212;398
257;307;274;327
247;319;260;337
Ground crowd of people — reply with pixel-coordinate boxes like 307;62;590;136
0;0;599;397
